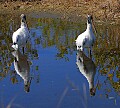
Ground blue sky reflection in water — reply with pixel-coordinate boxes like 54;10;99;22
0;14;120;108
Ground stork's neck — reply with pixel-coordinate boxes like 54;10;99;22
86;23;93;31
21;20;27;28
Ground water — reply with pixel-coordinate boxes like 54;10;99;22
0;14;120;108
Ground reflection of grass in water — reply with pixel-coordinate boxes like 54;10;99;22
37;17;84;59
93;23;120;96
0;14;120;97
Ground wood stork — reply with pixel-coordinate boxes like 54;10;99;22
12;14;29;53
75;15;95;56
76;51;96;96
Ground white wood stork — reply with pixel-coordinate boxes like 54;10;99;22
75;15;95;56
12;14;29;53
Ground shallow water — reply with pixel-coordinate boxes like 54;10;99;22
0;14;120;108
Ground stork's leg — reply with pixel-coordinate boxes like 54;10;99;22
22;47;24;54
15;57;17;62
89;47;92;58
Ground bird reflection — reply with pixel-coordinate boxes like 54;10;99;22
76;51;96;96
12;50;31;93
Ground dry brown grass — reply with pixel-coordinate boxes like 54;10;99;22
0;0;119;22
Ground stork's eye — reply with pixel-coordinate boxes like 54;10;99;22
78;46;81;48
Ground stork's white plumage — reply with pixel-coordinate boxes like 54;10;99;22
12;14;29;53
76;15;95;54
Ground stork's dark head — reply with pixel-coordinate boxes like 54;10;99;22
87;15;93;24
20;14;26;22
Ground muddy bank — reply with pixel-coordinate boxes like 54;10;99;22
0;0;120;23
